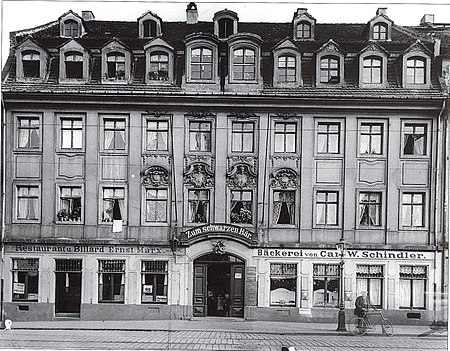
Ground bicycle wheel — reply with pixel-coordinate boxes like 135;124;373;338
348;317;369;336
381;318;394;336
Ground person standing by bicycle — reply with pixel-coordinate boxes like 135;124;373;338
354;291;369;327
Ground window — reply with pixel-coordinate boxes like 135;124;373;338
363;57;382;84
403;124;426;156
360;123;382;155
18;117;39;148
274;122;296;153
149;53;169;81
230;190;252;224
232;122;254;153
359;192;381;226
407;58;426;84
317;122;340;154
64;19;79;37
296;22;311;39
57;186;82;222
104;119;126;150
313;264;339;307
189;121;211;152
401;193;425;228
218;18;234;39
233;48;255;81
107;53;126;80
373;23;387;40
188;189;210;223
146;120;168;151
143;19;157;37
191;47;212;80
278;56;296;83
12;258;39;301
320;56;339;83
270;263;297;306
22;51;40;78
356;265;383;308
17;186;39;220
145;188;168;223
98;260;125;303
273;191;295;225
400;265;427;309
101;188;125;223
316;191;338;226
141;261;168;303
61;118;82;149
65;52;83;79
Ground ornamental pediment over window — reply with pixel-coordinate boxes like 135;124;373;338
315;39;344;56
402;41;432;56
270;168;298;188
226;163;257;188
143;166;169;187
184;162;215;187
358;43;389;57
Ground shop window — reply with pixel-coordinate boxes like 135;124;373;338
98;260;125;303
104;119;126;150
403;124;427;156
141;261;168;304
101;187;125;223
64;51;83;79
189;121;211;152
360;123;382;155
316;191;338;226
363;57;382;84
373;23;388;40
218;18;234;39
230;190;253;224
190;47;213;80
274;122;296;153
57;186;82;222
399;265;427;309
273;191;295;225
296;22;311;39
16;186;39;221
277;55;296;83
232;48;255;81
12;258;39;301
401;193;425;228
188;189;210;223
232;121;254;153
18;117;40;148
146;120;169;151
313;264;339;307
64;19;79;37
356;265;383;308
317;122;340;154
358;192;381;226
149;52;169;81
270;263;297;307
320;56;340;84
61;118;82;149
407;57;426;84
143;19;157;37
22;51;40;78
106;52;126;80
145;188;168;223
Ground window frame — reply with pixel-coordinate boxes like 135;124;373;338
357;191;383;228
144;117;170;152
270;263;298;307
358;48;388;88
314;190;340;227
316;121;342;155
273;120;298;154
272;190;296;226
372;23;388;40
228;40;261;85
229;189;254;225
144;187;169;224
63;19;80;38
313;263;340;308
100;185;127;226
56;185;83;224
14;184;40;223
59;116;84;151
144;42;175;85
358;121;385;156
16;41;47;82
272;48;302;87
401;121;430;158
101;44;131;84
141;261;169;304
319;56;340;84
400;191;427;230
186;118;214;154
187;188;211;224
101;115;128;153
402;51;431;88
356;264;384;309
231;121;255;153
362;56;383;84
12;258;39;302
98;259;125;304
15;114;42;151
292;14;315;41
399;265;427;310
189;46;214;82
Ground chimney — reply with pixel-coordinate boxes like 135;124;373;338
376;7;387;16
186;2;198;24
82;11;95;21
420;14;435;26
297;8;308;15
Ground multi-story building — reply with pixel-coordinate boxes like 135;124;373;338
1;3;448;324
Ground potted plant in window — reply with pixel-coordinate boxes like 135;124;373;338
57;209;69;221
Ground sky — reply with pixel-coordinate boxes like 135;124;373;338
1;0;450;68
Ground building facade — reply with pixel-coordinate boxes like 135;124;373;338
1;4;448;324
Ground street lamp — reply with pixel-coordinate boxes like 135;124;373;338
336;237;348;332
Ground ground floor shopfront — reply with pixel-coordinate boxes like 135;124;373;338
1;231;444;325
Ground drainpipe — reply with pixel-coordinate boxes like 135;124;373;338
1;99;6;328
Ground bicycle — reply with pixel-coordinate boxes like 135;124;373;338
348;307;394;336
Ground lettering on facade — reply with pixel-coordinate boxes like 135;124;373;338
10;244;168;255
255;249;431;260
184;224;253;240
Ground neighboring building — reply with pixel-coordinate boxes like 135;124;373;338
1;4;448;324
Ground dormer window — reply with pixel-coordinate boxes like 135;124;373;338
144;38;175;85
22;51;40;78
233;48;255;81
218;18;234;39
213;9;238;39
358;44;388;87
59;40;89;83
320;56;340;84
296;22;311;39
138;11;162;38
407;57;426;84
368;8;392;41
65;52;83;78
315;40;344;87
143;19;157;37
191;47;213;80
401;42;431;88
273;40;302;88
362;56;382;84
278;55;296;83
149;52;169;81
107;52;126;80
373;23;388;40
59;11;85;38
64;19;79;37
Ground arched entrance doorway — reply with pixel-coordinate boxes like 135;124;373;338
193;253;245;318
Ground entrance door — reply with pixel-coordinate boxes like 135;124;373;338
193;253;245;318
55;259;82;315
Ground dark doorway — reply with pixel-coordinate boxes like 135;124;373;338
55;259;82;316
193;253;244;318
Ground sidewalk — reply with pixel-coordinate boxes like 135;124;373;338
7;318;448;337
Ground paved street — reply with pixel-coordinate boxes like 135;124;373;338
0;319;447;350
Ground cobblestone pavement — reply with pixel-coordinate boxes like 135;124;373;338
0;329;447;350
